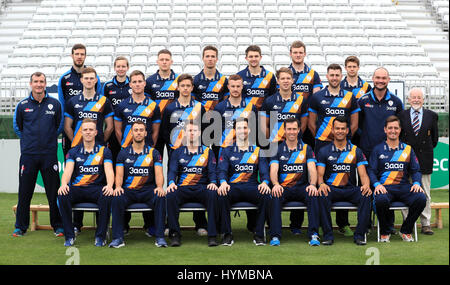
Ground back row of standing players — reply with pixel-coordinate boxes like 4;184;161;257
59;41;390;160
58;41;403;238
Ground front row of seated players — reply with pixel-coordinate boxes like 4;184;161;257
58;114;426;247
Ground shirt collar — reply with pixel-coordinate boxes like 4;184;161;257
245;65;267;78
176;97;196;108
129;95;150;105
289;63;311;75
331;141;353;152
71;66;85;76
129;144;151;155
369;89;392;102
80;143;101;155
324;86;345;97
29;92;49;101
80;92;100;102
411;107;423;115
226;97;246;108
384;141;405;151
183;145;204;155
156;69;176;81
282;141;304;152
199;69;221;81
276;91;296;102
232;143;255;153
342;76;364;89
113;76;130;86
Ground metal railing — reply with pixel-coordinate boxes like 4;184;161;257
1;78;448;114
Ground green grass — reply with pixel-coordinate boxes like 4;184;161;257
0;190;448;265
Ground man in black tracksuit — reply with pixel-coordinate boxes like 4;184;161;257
12;72;64;237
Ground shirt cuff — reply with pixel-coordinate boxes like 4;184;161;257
220;179;227;184
262;179;269;185
168;180;175;186
373;182;381;188
413;181;421;187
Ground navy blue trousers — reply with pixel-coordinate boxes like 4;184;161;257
166;185;218;237
374;184;426;235
217;182;270;238
271;184;320;239
57;186;111;240
16;154;62;232
319;185;371;241
111;186;166;239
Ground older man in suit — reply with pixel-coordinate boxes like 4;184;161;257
399;88;439;235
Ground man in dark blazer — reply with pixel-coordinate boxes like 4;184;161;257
399;88;439;235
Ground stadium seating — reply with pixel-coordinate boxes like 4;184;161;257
0;0;445;83
0;0;448;115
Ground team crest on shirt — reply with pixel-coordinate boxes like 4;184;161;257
128;89;132;94
53;164;58;172
307;75;312;81
293;104;299;110
95;156;101;162
299;154;304;160
280;156;288;161
379;154;388;159
200;156;206;163
145;108;151;114
263;80;268;85
192;111;198;116
328;156;337;161
230;156;239;161
48;104;53;110
251;154;257;161
145;157;151;163
125;158;134;163
179;158;187;164
388;100;393;106
347;154;354;160
342;99;348;105
242;111;249;117
96;103;102;109
402;153;407;159
273;105;281;110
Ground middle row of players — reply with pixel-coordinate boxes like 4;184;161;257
59;114;423;249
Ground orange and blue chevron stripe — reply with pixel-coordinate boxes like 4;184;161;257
327;145;357;187
280;146;308;187
230;147;260;183
72;146;105;186
380;145;411;185
125;151;155;189
179;147;210;186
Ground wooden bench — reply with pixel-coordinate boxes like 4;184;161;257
431;202;449;229
12;204;52;231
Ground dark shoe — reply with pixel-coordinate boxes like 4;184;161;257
222;233;234;246
170;232;181;247
322;239;334;246
208;236;218;247
354;238;367;246
253;234;266;246
421;226;434;235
